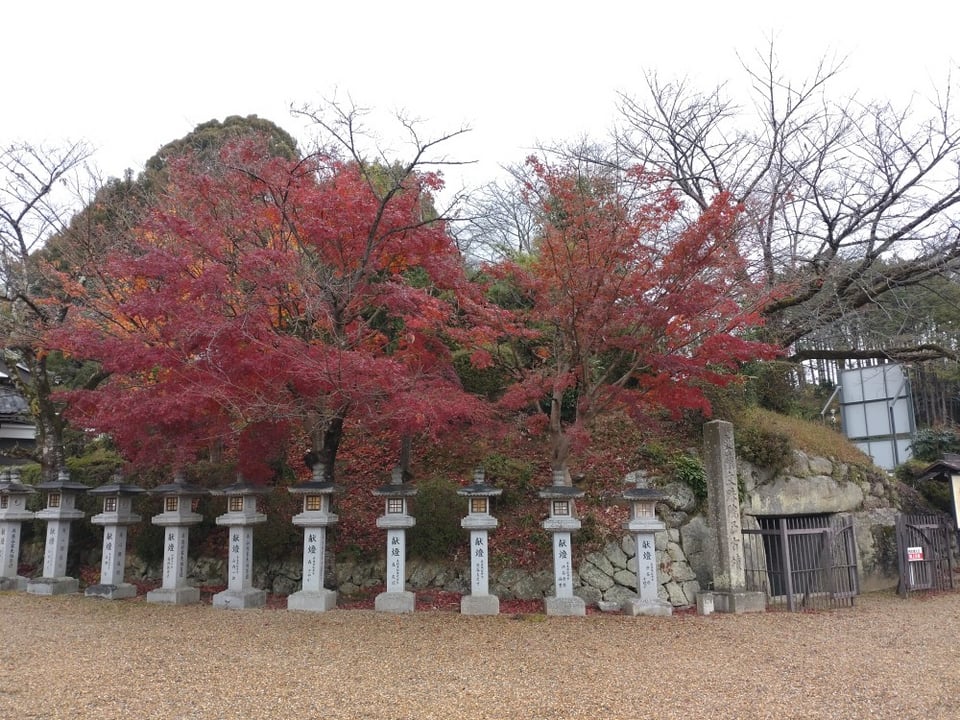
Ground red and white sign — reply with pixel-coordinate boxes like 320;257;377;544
907;546;924;562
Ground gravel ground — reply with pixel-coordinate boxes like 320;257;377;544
1;589;959;719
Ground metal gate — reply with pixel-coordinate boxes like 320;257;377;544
742;514;859;611
895;514;955;596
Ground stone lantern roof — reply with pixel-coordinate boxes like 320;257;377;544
289;464;339;496
213;478;272;497
0;470;35;496
372;467;418;497
36;468;88;493
89;473;145;497
149;473;210;497
457;482;502;497
457;467;503;498
538;484;585;500
622;486;667;502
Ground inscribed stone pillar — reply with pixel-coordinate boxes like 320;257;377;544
0;471;35;591
86;477;144;600
213;481;268;609
146;473;207;605
540;470;586;616
458;468;501;616
27;468;87;596
701;420;765;613
287;465;339;612
373;467;417;613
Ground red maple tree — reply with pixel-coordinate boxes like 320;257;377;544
52;135;496;482
493;157;779;483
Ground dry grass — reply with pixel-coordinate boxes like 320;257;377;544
2;589;959;719
740;407;875;468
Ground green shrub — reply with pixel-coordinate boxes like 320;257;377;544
910;427;960;462
748;362;797;414
893;459;928;484
637;442;670;467
407;477;467;561
735;424;793;473
917;479;954;516
481;452;535;510
670;453;707;504
452;347;512;399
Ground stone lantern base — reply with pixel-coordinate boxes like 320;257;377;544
147;586;200;605
85;582;138;600
213;587;266;610
460;593;499;616
0;576;28;592
544;595;586;616
26;577;79;596
287;588;338;612
622;597;673;617
375;590;415;613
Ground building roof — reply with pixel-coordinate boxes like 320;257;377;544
917;453;960;483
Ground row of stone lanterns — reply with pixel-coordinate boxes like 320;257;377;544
0;464;672;617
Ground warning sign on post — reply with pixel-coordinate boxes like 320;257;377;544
907;546;924;562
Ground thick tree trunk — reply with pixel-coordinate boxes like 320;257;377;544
310;414;344;483
548;394;572;485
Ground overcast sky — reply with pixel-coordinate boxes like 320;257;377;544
5;1;958;197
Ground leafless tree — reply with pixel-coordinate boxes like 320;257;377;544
453;174;539;263
613;43;960;363
0;141;93;479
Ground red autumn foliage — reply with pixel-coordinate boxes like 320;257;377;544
51;136;498;482
492;157;779;481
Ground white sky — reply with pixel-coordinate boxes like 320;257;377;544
5;1;958;199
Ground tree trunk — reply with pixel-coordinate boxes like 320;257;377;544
548;394;571;485
310;414;344;483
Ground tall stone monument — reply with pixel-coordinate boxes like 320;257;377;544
287;463;339;612
457;466;502;616
540;469;586;616
85;473;144;600
373;467;417;613
699;420;765;613
0;469;35;591
27;468;87;596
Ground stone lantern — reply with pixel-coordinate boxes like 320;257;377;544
622;485;672;616
27;467;87;596
539;469;586;616
146;472;209;605
287;463;339;612
85;472;144;600
0;468;36;591
457;466;502;615
212;477;269;609
372;466;417;613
